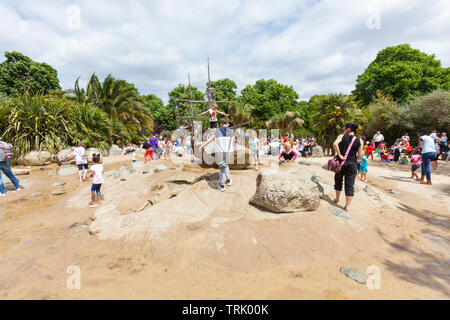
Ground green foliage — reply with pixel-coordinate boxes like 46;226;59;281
142;94;176;133
69;103;113;150
354;44;450;105
208;78;237;102
2;93;72;155
401;89;450;133
266;111;304;135
68;73;154;142
240;79;299;127
228;101;254;127
168;84;205;127
0;51;61;96
311;94;362;150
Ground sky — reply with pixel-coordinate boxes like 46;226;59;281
0;0;449;103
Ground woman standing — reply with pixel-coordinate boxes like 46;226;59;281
249;131;260;171
332;123;364;212
417;129;436;185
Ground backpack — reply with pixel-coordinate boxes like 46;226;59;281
0;141;14;161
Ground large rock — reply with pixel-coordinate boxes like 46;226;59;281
58;165;79;176
57;148;75;165
250;169;323;213
312;146;324;158
109;144;122;156
86;148;101;163
20;151;54;166
12;169;31;176
193;142;251;170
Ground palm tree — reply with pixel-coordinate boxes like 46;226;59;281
228;101;254;127
67;74;154;142
311;94;362;154
266;111;304;135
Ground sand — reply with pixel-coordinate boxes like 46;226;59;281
0;155;448;300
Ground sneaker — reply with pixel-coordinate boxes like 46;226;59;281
0;193;5;197
16;187;22;192
226;179;232;186
216;183;226;192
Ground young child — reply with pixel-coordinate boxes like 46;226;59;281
399;154;409;165
131;149;137;163
89;154;104;206
365;142;374;160
359;155;368;182
410;150;422;180
279;142;298;163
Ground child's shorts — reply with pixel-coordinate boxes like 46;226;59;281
411;164;420;172
91;184;102;194
77;163;89;170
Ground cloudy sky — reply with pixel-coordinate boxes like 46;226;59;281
1;0;449;102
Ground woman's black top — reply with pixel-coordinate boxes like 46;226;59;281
338;134;361;163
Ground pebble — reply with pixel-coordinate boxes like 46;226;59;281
389;189;402;195
340;267;367;284
187;225;201;231
29;192;43;199
52;182;66;187
51;190;67;196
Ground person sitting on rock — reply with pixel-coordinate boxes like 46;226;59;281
279;142;298;163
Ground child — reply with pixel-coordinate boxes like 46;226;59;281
89;154;104;206
399;154;409;165
74;141;88;183
381;150;390;162
199;118;234;192
365;142;374;160
279;142;298;163
410;150;422;180
359;155;368;182
131;149;137;163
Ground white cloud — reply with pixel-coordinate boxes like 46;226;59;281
0;0;448;102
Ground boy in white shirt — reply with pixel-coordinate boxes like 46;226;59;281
73;141;89;183
89;154;104;206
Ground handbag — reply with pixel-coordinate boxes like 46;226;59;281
326;136;357;173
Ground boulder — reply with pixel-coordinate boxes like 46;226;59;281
12;169;31;176
101;149;109;157
250;169;323;213
193;142;251;170
109;144;122;156
86;148;101;162
58;165;79;176
312;146;324;158
56;149;75;165
20;151;54;166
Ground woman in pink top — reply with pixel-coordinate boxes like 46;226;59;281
279;142;298;163
410;149;422;180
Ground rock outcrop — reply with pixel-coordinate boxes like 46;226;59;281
57;149;75;165
250;169;323;213
109;145;122;156
193;142;251;170
313;146;324;158
19;151;54;166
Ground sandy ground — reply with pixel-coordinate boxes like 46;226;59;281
0;154;449;300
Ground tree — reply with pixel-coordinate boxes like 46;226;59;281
207;78;237;102
167;84;205;127
266;111;304;135
311;94;362;154
228;101;254;127
362;90;403;144
354;44;450;105
67;74;154;141
0;51;61;96
400;89;450;137
142;94;177;133
240;79;299;127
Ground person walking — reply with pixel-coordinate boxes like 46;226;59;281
332;123;364;212
199;118;234;192
74;141;89;183
0;140;22;197
417;129;436;185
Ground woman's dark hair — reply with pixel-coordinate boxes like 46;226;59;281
418;129;428;136
92;154;101;164
347;123;358;133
